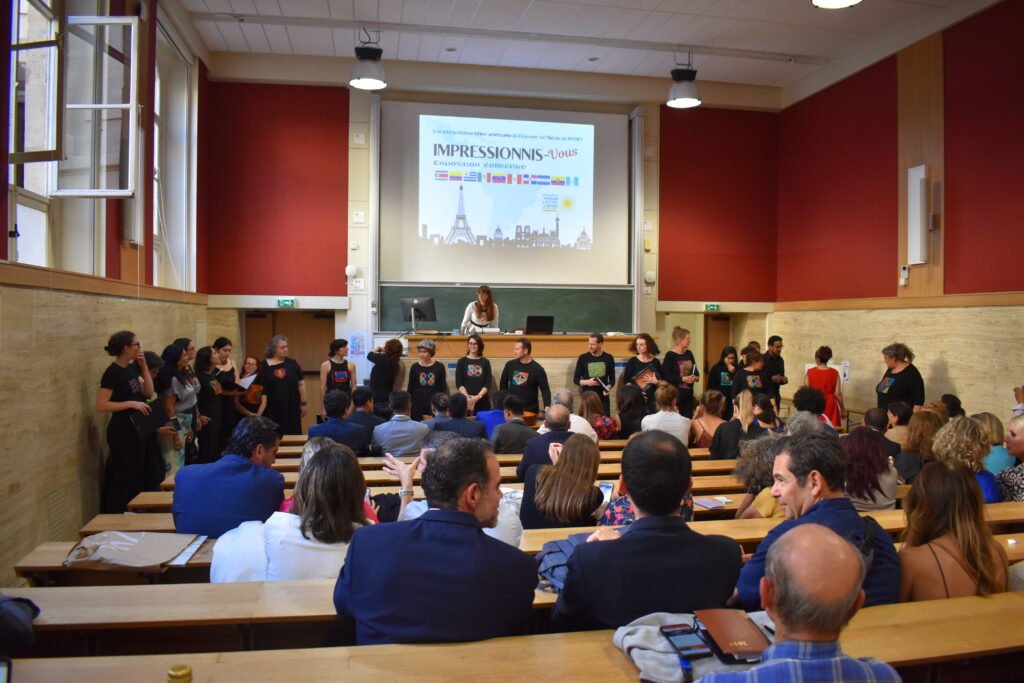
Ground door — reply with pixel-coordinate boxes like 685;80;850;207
703;314;732;375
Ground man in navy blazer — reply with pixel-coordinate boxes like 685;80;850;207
433;394;487;439
347;387;385;434
552;431;743;630
173;417;284;538
516;404;573;480
309;390;371;456
334;437;537;645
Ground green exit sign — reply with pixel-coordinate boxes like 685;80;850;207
704;303;721;312
277;298;296;308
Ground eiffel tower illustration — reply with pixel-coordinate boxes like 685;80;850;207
444;185;477;245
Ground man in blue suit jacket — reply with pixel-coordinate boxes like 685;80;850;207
552;431;743;630
516;404;573;480
309;390;371;456
173;417;284;538
433;393;487;439
334;437;536;645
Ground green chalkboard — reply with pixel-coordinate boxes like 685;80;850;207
379;285;633;333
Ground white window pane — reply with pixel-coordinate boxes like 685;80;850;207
10;45;57;155
59;108;131;191
15;0;57;44
65;23;133;106
15;203;48;267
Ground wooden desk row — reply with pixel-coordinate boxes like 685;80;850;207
280;434;634;451
8;593;1024;673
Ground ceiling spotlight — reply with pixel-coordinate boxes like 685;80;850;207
811;0;863;8
350;30;387;91
666;54;701;109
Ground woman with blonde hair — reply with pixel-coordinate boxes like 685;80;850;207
893;410;945;484
933;417;1001;503
972;412;1014;475
709;390;755;460
519;434;603;529
212;444;370;582
899;460;1008;601
641;381;691;444
996;414;1024;502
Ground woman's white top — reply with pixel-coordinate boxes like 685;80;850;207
641;411;692;445
461;301;499;333
211;511;357;583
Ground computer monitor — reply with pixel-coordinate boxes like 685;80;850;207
525;315;554;335
400;297;437;331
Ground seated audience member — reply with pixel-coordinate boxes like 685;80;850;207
553;430;742;631
474;390;507;438
752;393;784;434
517;404;573;480
842;427;899;511
710;390;756;460
334;438;536;644
372;390;429;458
308;390;370;457
972;412;1014;476
173;417;285;538
519;434;603;530
923;399;950;422
640;381;691;444
422;392;451;430
899;460;1008;602
997;415;1024;502
863;407;901;458
212;444;369;582
941;393;965;419
347;387;385;434
894;410;945;484
735;436;785;520
702;525;900;683
615;383;648;439
1014;385;1024;418
885;400;914;450
792;386;836;434
600;434;694;527
784;411;826;436
689;389;728;448
537;389;598;441
389;449;522;547
278;437;379;522
490;394;535;455
933;416;1001;503
433;393;487;438
736;431;900;610
578;391;619;441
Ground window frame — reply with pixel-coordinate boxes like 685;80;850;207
8;0;66;165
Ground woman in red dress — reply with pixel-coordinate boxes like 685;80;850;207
805;345;845;428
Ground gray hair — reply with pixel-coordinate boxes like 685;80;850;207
786;411;825;436
300;436;337;472
545;404;571;430
265;334;288;359
552;388;574;411
416;339;437;355
881;342;914;363
767;527;866;633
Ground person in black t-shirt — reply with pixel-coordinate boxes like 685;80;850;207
573;333;616;416
707;346;738;420
407;339;448;421
455;333;493;414
368;339;404;419
662;326;700;418
732;350;771;401
622;333;662;414
499;338;551;415
320;339;357;420
762;336;788;412
262;335;306;435
194;346;223;464
876;342;925;411
96;330;162;513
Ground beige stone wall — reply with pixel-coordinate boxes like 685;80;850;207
731;313;768;352
0;286;240;586
768;306;1023;418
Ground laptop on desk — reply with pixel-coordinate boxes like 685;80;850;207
525;316;555;335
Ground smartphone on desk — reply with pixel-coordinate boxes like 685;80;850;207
660;623;713;659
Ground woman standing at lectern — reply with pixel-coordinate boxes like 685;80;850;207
461;285;499;334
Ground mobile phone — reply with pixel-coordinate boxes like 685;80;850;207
598;481;615;503
659;623;713;659
169;417;182;431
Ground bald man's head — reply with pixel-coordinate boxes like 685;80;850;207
762;524;866;639
545;404;570;430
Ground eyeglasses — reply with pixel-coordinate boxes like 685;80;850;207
130;342;142;347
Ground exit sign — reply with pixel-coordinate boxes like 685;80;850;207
277;298;296;308
704;303;721;312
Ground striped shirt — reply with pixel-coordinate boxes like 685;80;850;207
700;640;900;683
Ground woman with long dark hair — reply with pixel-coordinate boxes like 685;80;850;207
155;343;195;475
368;338;404;419
707;346;738;419
616;383;648;439
212;337;240;449
194;346;223;464
842;426;898;511
461;284;499;333
900;460;1008;601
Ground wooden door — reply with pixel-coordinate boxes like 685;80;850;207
703;315;732;374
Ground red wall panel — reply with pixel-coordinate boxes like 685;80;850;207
204;82;349;296
944;0;1024;294
659;106;779;302
776;58;898;301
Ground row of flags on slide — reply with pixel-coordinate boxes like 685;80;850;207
433;171;580;186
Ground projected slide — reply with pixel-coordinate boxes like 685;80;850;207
418;115;595;252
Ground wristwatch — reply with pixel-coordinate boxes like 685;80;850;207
398;487;415;497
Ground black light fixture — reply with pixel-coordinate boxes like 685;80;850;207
350;29;387;91
667;53;701;109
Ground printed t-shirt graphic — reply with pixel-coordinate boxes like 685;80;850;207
512;371;530;386
128;377;143;394
419;371;436;386
274;367;287;379
746;375;763;390
877;377;896;394
332;368;350;385
676;359;693;376
587;361;607;380
719;372;733;387
466;363;483;378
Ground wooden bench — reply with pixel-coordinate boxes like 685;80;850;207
276;440;711;458
9;593;1024;671
270;452;726;473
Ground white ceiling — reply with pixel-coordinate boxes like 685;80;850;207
180;0;976;87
